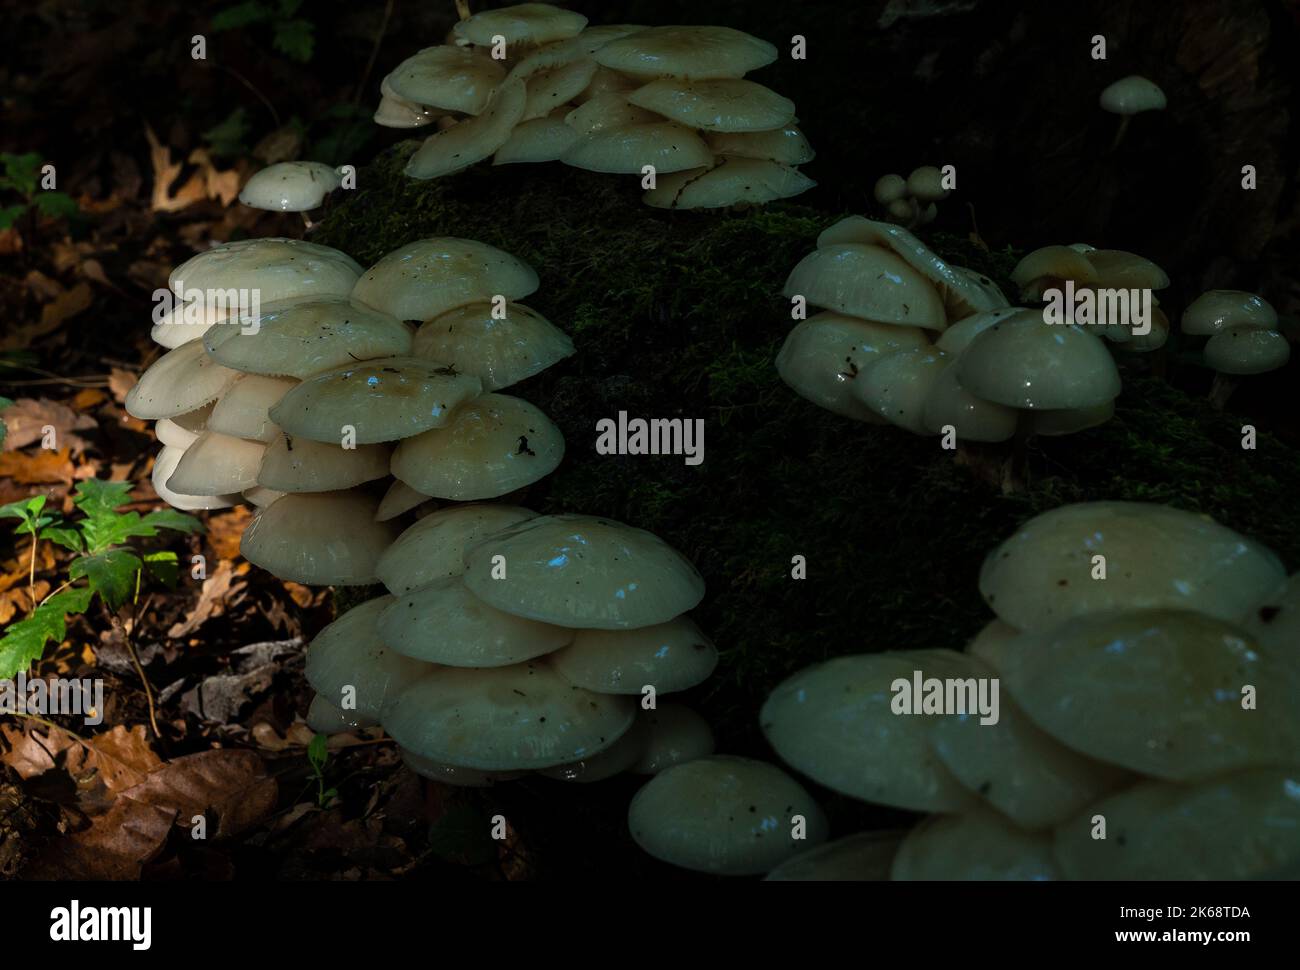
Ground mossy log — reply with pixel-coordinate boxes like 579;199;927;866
312;142;1300;878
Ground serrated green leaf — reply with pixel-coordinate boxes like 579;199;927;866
273;19;314;62
72;479;134;517
143;550;179;587
70;549;142;609
80;510;161;554
38;523;82;553
141;507;204;535
0;152;41;195
0;204;27;231
0;586;93;680
32;192;79;220
210;0;270;31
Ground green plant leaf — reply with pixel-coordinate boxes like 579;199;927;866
307;732;329;770
0;205;27;231
141;507;204;535
273;18;315;62
0;586;93;680
0;152;42;195
210;1;270;31
72;479;135;518
32;192;79;220
38;523;82;553
142;550;179;587
70;549;142;609
203;107;252;159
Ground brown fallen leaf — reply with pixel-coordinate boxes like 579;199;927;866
34;795;178;880
80;725;163;794
108;368;137;403
206;506;252;561
0;724;77;780
168;559;242;638
146;124;206;213
0;397;96;452
0;447;76;484
122;748;277;839
39;281;93;331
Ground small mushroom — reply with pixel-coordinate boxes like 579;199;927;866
206;375;296;443
783;243;947;331
1099;74;1166;149
855;348;950;435
405;77;527;179
151;445;237;511
384;45;505;116
627;78;795;132
238;161;342;220
453;3;589;48
125;340;241;420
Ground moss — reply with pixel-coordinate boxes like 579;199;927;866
314;145;1300;877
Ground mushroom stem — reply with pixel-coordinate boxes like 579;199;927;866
300;211;315;232
1208;372;1239;411
454;0;472;20
953;438;1026;495
966;202;988;252
1110;115;1132;152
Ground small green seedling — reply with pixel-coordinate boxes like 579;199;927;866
307;733;338;809
0;152;79;230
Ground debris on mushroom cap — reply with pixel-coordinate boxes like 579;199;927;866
704;125;814;165
350;237;539;322
151;299;228;349
304;595;428;721
1099;75;1167;115
405;77;528;180
240;490;398;585
400;749;525;787
151;445;237;511
453;3;589;47
978;501;1286;632
412;301;574;391
929;693;1128;830
920;363;1019;442
1244;573;1299;660
238;161;342;212
891;808;1063;881
493;114;581;164
905;165;949;203
760;650;979;812
1001;609;1300;780
1204;326;1291;375
643;157;815;209
1027;399;1116;437
548;615;718;694
462;514;706;629
764;830;905;882
207;374;296;443
256;432;389;493
954;309;1121;410
560;121;714;174
384;661;636;771
167;430;266;496
627;78;795;132
775;312;930;423
168;237;363;306
539;715;650;782
1009;245;1099;288
385;46;506;115
125;340;241;420
632;703;715;774
563;93;659;134
376;503;537;595
628;755;828;876
784;244;948;330
267;356;483;445
377;576;573;667
855;348;950;435
1181;289;1277;336
203;297;412;379
1054;770;1300;880
389;392;565;500
374;479;433;521
593;25;778;80
306;693;377;734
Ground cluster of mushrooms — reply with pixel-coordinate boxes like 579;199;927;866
305;507;719;787
1180;289;1290;407
777;219;1154;442
374;3;815;209
873;166;948;229
754;501;1300;880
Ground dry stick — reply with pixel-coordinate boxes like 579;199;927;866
113;591;162;740
216;64;281;128
354;0;396;106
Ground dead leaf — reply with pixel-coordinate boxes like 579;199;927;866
0;447;76;484
82;725;163;794
34;795;177;880
206;506;252;561
123;748;277;839
146;124;205;213
108;368;137;403
0;724;77;780
168;559;241;638
39;281;93;331
0;398;96;452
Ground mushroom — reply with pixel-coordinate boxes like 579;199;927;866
783;244;948;331
374;479;434;521
905;165;949;203
1187;293;1292;408
151;445;238;511
125;340;241;420
238;161;342;227
206;375;296;443
626;78;794;132
854;348;950;435
384;45;505;116
1244;573;1299;660
919;362;1019;442
1099;74;1166;149
256;432;390;493
166;430;265;495
642;157;815;210
872;173;907;206
375;503;538;595
631;703;715;774
411;301;575;391
704;125;814;165
563;93;659;134
538;716;650;782
891;808;1062;881
400;750;524;788
593;26;778;80
452;3;589;48
154;402;213;449
405;77;528;179
548;615;718;694
518;58;598;120
560;121;714;174
240;491;398;585
306;693;377;734
168;237;362;306
627;755;827;876
151;298;228;349
493;114;581;164
764;831;905;882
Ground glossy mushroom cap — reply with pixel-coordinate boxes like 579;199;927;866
385;46;505;115
593;26;778;80
238;161;342;212
643;158;815;209
1099;75;1167;115
125;341;240;420
240;491;398;585
453;3;588;47
783;244;947;330
1181;289;1277;336
549;615;718;694
168;237;362;306
411;301;574;391
376;503;538;594
627;78;794;132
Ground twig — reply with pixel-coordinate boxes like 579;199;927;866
39;579;72;607
214;64;281;128
26;531;37;604
354;0;396;106
112;597;162;740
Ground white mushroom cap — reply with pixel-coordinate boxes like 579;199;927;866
954;309;1121;410
1084;248;1169;289
979;501;1286;631
892;809;1062;881
151;299;227;349
493;115;581;164
760;650;979;812
855;348;950;434
628;756;827;876
577;66;641;101
632;703;715;774
627;78;794;132
304;595;429;720
306;693;377;733
377;576;572;667
453;3;588;47
207;375;296;443
999;609;1300;780
350;237;539;322
154;402;214;449
1027;400;1115;436
643;158;815;209
548;615;718;694
385;46;506;115
929;694;1128;830
374;479;433;521
783;244;947;330
764;830;904;882
509;25;649;78
1181;289;1277;336
563;93;659;134
374;90;437;129
168;237;362;306
240;490;398;585
538;715;649;782
704;125;814;165
376;503;537;594
384;660;636;771
933;307;1019;354
241;485;285;508
963;618;1020;670
405;77;527;179
167;431;266;495
906;165;949;203
390;393;564;500
256;431;389;492
125;340;241;420
520;59;598;120
1244;573;1299;660
400;749;524;787
412;301;574;391
462;514;705;629
1054;770;1300;880
151;445;237;511
1204;327;1290;375
238;161;342;212
884;197;917;224
593;26;778;80
872;173;907;205
775;312;932;423
1099;75;1167;115
561;121;714;174
268;357;483;445
921;364;1019;442
1009;245;1099;289
203;297;412;379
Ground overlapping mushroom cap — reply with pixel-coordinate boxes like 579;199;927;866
168;237;363;306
